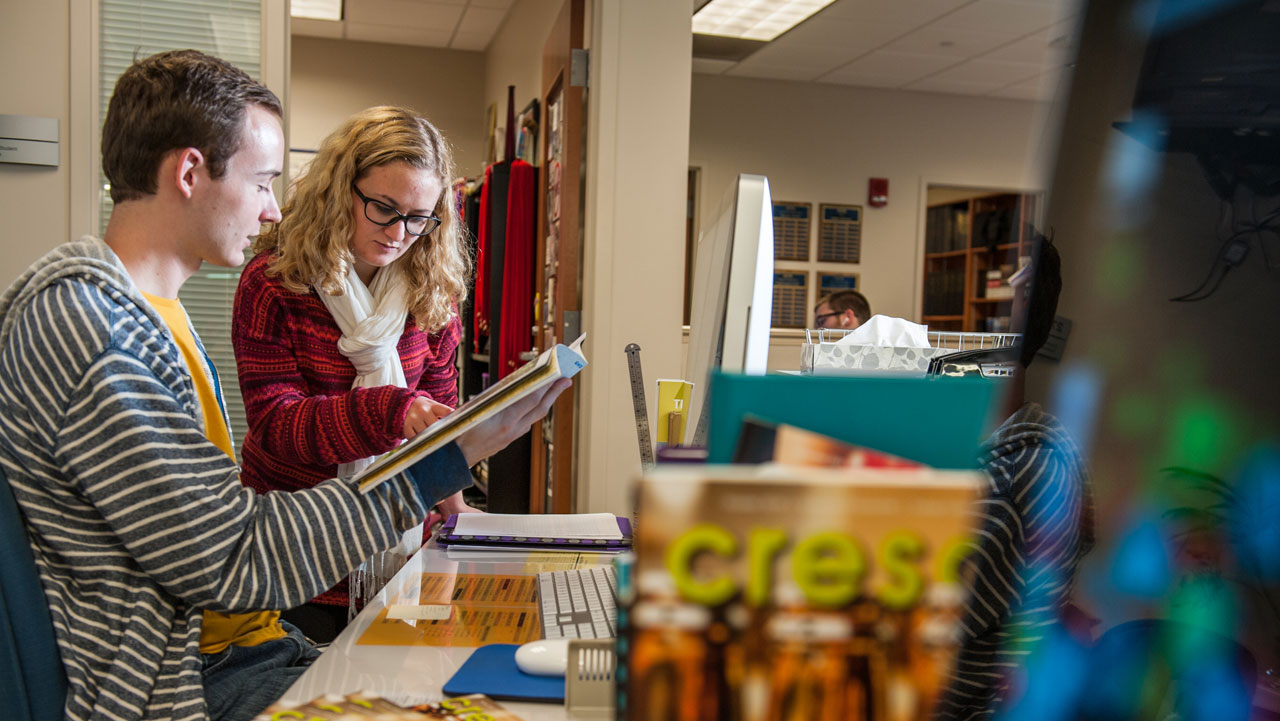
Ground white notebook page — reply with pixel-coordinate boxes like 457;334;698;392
453;513;622;539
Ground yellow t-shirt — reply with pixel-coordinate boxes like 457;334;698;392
143;292;287;654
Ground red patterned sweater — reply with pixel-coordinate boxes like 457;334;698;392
232;251;462;607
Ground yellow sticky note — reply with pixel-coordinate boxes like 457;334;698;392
655;379;695;445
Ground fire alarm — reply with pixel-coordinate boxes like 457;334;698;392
868;178;888;207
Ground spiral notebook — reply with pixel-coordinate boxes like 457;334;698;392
436;513;633;552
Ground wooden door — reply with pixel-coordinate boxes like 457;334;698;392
530;0;586;513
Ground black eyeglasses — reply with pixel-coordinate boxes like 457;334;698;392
814;311;842;326
352;184;441;237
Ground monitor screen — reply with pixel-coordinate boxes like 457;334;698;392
684;173;775;446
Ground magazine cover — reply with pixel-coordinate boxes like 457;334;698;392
624;467;981;721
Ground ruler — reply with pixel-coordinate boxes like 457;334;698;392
624;343;655;468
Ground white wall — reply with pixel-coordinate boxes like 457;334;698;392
0;1;71;286
290;36;486;180
689;75;1054;371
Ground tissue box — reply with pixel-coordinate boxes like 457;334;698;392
801;342;954;375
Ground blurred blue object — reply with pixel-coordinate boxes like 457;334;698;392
1111;515;1174;598
1075;619;1255;721
1232;446;1280;582
1050;363;1102;462
997;625;1090;721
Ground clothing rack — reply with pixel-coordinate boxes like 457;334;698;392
458;85;539;513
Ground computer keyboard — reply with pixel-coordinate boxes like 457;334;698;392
537;566;618;639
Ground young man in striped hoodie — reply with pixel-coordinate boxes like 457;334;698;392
0;50;567;721
933;235;1096;720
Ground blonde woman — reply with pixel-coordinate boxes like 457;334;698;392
232;106;479;641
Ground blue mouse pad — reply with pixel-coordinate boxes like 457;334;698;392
443;644;564;703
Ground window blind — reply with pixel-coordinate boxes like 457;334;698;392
100;0;263;451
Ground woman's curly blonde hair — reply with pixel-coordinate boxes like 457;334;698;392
254;106;469;332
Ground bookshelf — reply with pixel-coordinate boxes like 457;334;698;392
922;191;1038;332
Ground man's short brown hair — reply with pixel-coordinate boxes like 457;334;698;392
101;49;282;204
816;289;871;325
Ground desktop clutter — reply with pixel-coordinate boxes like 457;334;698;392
434;512;627;710
356;366;1004;721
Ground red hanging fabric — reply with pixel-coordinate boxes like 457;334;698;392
497;159;536;378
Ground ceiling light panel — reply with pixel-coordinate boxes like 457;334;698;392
292;0;342;22
693;0;837;42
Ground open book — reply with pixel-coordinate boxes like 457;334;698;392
355;334;588;493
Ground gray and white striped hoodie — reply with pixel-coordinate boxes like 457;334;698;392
0;237;447;721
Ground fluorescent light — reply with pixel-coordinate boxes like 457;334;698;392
693;0;835;42
291;0;342;22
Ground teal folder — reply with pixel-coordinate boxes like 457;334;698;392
706;372;1000;468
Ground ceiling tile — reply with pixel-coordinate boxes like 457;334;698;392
773;18;907;51
450;31;491;51
345;21;454;47
820;50;960;84
456;5;506;35
468;0;513;7
345;0;464;31
985;23;1076;65
885;24;1019;58
928;58;1043;85
931;0;1056;35
693;58;737;75
726;65;826;82
819;0;974;28
982;0;1081;26
744;41;867;70
989;65;1072;99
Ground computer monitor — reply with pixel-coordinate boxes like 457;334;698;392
684;173;775;446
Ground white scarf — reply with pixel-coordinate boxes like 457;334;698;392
318;262;410;478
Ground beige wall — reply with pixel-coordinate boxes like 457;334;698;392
481;0;562;171
690;75;1050;336
579;0;692;516
0;1;71;286
290;36;486;180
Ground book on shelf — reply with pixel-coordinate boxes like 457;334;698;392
354;334;588;494
622;465;982;721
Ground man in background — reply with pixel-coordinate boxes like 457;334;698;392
813;288;871;330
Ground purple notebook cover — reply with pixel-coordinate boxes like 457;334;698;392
436;514;633;551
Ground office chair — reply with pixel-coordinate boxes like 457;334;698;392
0;466;67;721
926;346;1021;378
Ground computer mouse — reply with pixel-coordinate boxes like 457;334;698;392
514;638;570;676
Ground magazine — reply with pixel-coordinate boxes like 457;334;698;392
623;466;982;721
256;692;525;720
355;334;587;493
732;417;926;469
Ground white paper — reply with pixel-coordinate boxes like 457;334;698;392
387;604;452;620
835;314;931;348
453;512;622;539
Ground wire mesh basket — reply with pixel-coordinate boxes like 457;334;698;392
801;328;1022;375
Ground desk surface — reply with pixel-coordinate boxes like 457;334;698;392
281;540;615;720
